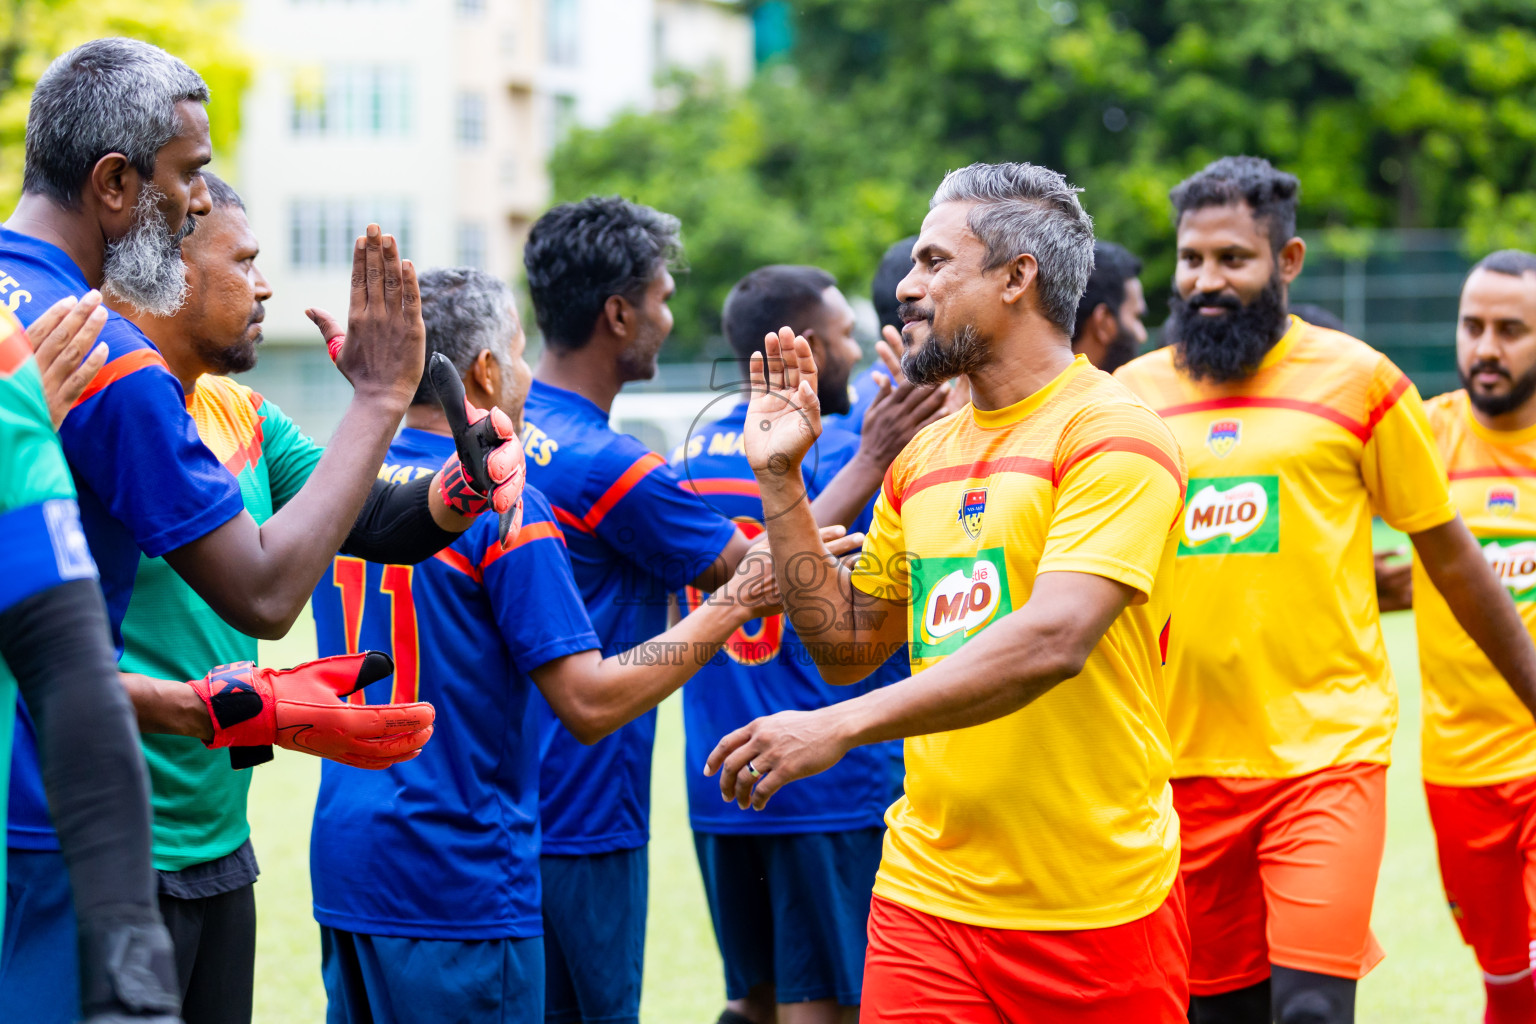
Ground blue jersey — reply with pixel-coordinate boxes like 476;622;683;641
670;404;900;834
310;429;599;939
0;227;243;850
821;365;887;436
521;379;737;854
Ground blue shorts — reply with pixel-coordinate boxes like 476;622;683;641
694;828;882;1007
539;847;647;1024
0;847;78;1023
321;925;544;1024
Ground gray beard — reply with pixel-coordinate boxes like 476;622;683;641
102;184;192;317
902;322;988;387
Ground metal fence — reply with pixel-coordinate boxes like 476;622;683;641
1289;229;1468;399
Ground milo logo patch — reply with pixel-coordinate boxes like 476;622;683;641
910;548;1013;657
1482;537;1536;601
1179;476;1280;555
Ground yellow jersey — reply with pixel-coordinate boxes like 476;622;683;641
851;355;1186;930
1416;390;1536;786
1116;315;1456;779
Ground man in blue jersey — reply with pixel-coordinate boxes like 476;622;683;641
309;267;847;1024
1;40;518;1019
674;264;939;1024
520;195;753;1024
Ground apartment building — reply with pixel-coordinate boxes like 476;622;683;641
234;0;751;436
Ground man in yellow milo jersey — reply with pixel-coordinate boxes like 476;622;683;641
705;161;1191;1022
1412;249;1536;1024
1116;156;1536;1024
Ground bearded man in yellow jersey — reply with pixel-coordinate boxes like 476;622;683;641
1115;156;1536;1024
1409;250;1536;1024
705;161;1192;1022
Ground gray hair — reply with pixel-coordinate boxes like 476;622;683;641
202;171;244;212
1473;249;1536;280
24;37;209;208
930;162;1096;335
414;267;518;406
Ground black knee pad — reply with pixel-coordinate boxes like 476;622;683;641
1189;978;1271;1024
1271;965;1356;1024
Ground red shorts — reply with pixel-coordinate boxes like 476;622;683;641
1424;774;1536;978
1173;763;1387;995
861;882;1190;1023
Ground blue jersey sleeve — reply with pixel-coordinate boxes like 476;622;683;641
58;321;243;557
481;492;601;671
586;437;737;592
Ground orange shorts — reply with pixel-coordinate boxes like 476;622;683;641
861;883;1190;1023
1424;774;1536;978
1173;763;1387;995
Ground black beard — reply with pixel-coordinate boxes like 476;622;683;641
817;371;852;416
1168;275;1289;383
1098;324;1141;375
1463;360;1536;417
902;322;987;387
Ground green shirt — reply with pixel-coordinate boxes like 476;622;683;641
0;316;85;926
118;374;323;871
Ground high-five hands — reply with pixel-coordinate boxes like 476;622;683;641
745;327;823;477
858;325;950;465
305;224;425;406
187;651;435;770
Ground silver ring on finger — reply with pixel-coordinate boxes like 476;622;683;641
746;761;763;779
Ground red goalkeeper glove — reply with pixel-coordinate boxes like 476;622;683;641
429;352;526;547
187;652;435;770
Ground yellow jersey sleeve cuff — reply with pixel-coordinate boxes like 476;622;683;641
1035;554;1154;604
1384;498;1458;537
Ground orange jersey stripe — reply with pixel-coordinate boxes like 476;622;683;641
0;321;29;376
1154;396;1371;443
681;478;760;497
434;547;477;579
73;348;168;407
882;464;901;513
580;452;666;530
478;520;565;575
552;504;591;536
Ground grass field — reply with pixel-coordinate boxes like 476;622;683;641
252;606;1484;1023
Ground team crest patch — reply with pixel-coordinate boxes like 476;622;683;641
958;487;987;540
1489;487;1518;517
1206;419;1241;458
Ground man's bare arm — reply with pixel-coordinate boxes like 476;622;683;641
707;570;1135;809
120;673;213;740
747;329;907;681
1413;515;1536;717
164;227;423;639
536;528;863;742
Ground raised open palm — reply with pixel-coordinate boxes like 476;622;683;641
745;327;822;478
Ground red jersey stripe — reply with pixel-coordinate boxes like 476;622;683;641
551;505;591;535
901;454;1054;507
579;451;666;531
1153;396;1371;443
882;464;901;513
1054;435;1184;492
434;547;478;579
1364;373;1412;434
73;349;168;407
1448;465;1536;481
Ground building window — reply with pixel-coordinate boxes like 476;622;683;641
552;93;578;144
456;223;487;270
548;0;579;66
456;92;486;147
290;199;414;269
290;66;412;138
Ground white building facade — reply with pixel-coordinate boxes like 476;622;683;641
232;0;751;437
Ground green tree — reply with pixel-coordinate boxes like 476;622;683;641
0;0;250;210
552;0;1536;359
